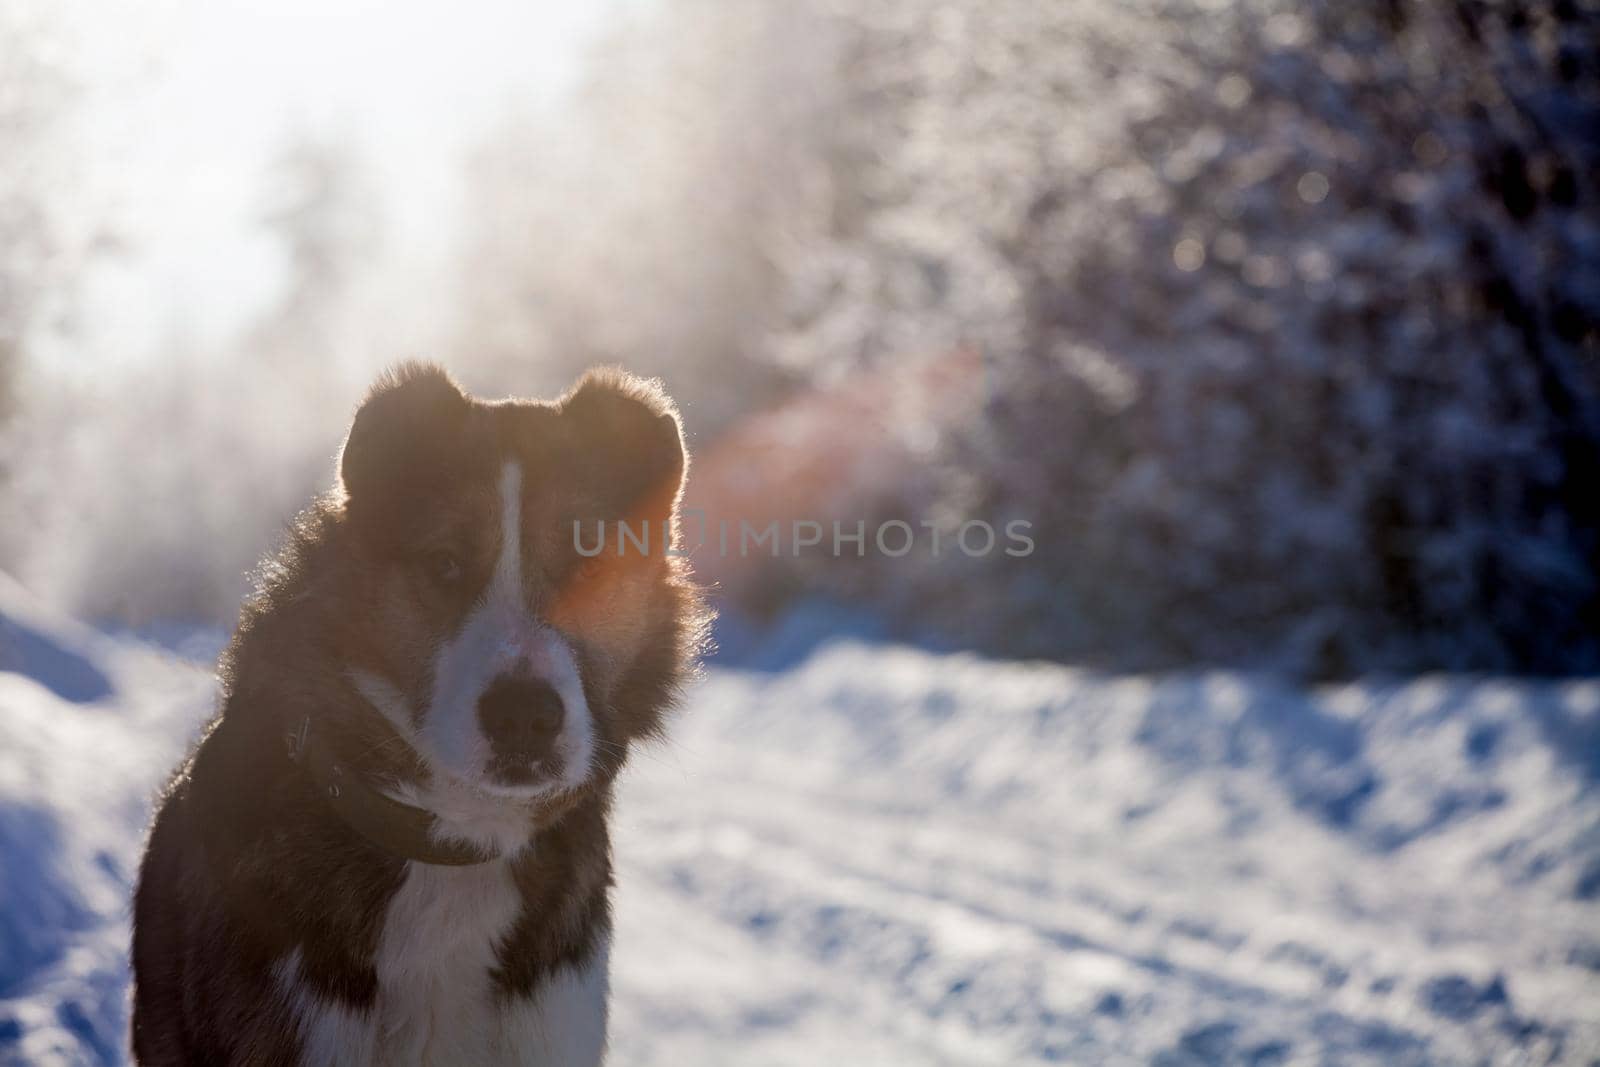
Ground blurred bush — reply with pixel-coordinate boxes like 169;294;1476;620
567;0;1600;677
975;0;1600;676
0;1;87;424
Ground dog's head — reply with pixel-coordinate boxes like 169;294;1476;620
324;363;697;813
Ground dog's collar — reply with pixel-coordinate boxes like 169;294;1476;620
286;715;494;867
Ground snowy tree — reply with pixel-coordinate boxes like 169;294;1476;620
738;0;1600;675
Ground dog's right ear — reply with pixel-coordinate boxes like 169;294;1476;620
339;363;470;515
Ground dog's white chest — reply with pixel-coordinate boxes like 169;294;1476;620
277;860;608;1067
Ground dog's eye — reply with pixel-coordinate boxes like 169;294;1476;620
422;549;464;586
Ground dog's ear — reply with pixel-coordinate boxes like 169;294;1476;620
340;363;471;515
559;368;687;524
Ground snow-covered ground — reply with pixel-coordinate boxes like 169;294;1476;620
2;576;1598;1065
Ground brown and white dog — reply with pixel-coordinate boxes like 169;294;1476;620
132;364;708;1066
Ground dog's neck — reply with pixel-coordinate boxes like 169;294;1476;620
284;711;499;867
187;685;615;1009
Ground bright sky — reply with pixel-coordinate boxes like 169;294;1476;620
63;0;623;362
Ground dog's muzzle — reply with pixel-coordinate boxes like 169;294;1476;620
477;674;567;785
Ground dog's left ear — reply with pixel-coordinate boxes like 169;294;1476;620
560;368;687;524
340;362;472;522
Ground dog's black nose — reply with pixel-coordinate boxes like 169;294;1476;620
477;676;565;781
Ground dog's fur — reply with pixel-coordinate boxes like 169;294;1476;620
132;365;707;1066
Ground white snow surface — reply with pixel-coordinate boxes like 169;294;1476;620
1;575;1598;1065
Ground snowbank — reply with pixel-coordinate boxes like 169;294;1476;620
0;575;215;1065
612;646;1600;1065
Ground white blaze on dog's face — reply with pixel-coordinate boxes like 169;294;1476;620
336;364;689;801
421;461;593;796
